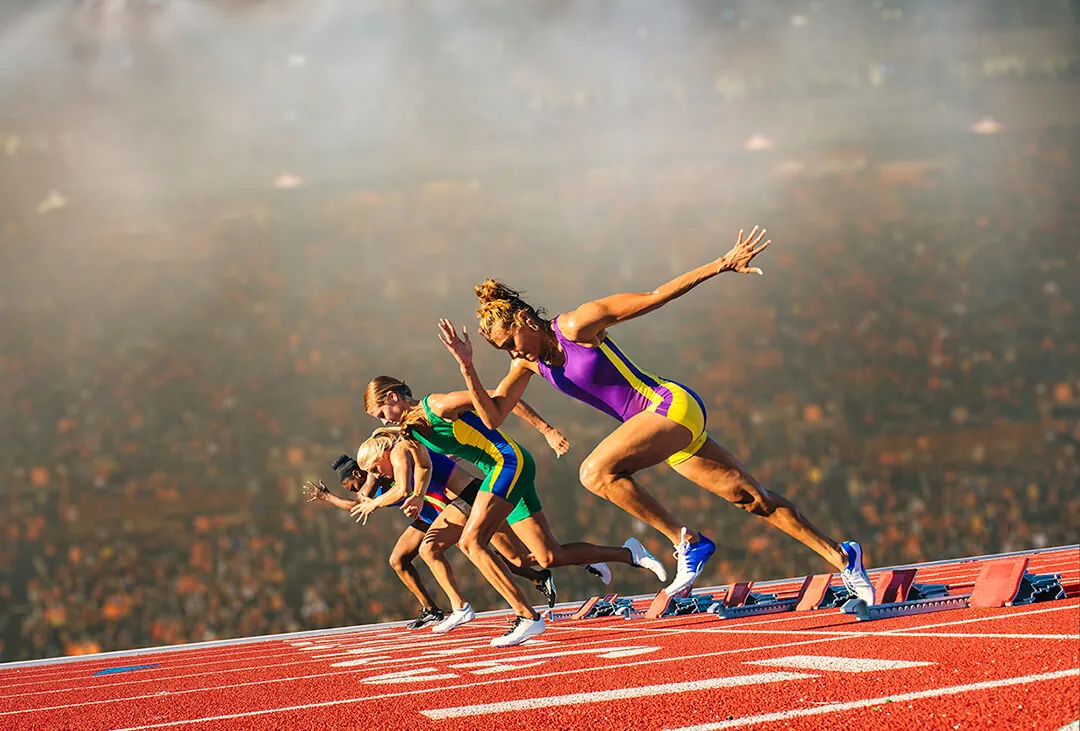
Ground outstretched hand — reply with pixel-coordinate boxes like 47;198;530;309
717;226;771;275
438;318;474;366
302;479;329;503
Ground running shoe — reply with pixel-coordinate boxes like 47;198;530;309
406;606;444;630
534;569;558;608
584;562;612;585
623;538;667;582
840;541;875;605
665;528;716;596
491;615;545;647
431;603;475;634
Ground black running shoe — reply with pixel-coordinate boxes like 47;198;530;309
533;569;558;608
406;607;445;630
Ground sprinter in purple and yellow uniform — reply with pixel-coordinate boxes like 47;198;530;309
436;226;875;604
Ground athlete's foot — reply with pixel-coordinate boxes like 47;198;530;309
665;527;716;596
840;541;875;605
490;615;545;647
406;606;445;630
623;538;667;582
431;603;475;634
584;562;612;585
534;569;558;608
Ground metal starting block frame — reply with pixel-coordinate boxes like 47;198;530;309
842;557;1066;622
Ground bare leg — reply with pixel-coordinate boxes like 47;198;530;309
509;510;636;567
578;412;701;545
388;527;438;609
458;492;538;619
489;524;547;583
419;508;468;610
672;437;846;569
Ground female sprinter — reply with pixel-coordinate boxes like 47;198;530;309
354;430;611;634
437;226;874;603
363;376;666;646
305;451;586;632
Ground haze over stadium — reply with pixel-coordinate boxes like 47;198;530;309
0;0;1077;672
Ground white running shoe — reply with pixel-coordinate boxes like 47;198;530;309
840;541;875;605
624;537;668;582
490;615;545;647
584;562;612;585
431;603;474;634
665;528;716;596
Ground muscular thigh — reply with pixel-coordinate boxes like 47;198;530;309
392;526;426;560
585;411;694;476
462;490;514;542
489;522;533;564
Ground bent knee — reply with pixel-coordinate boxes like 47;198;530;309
457;531;487;557
531;549;557;569
418;540;441;563
388;553;411;573
578;458;618;494
727;484;775;516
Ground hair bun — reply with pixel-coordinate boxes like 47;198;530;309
474;279;520;303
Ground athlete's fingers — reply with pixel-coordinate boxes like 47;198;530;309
750;227;767;247
750;239;771;256
746;267;763;276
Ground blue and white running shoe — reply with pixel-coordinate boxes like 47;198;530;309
665;528;716;596
840;540;875;605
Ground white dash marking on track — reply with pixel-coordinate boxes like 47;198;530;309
420;671;816;719
1055;720;1078;731
664;668;1080;730
746;655;934;673
359;667;459;684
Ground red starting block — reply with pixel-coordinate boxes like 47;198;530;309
845;556;1065;621
969;558;1028;608
543;592;619;622
645;586;691;619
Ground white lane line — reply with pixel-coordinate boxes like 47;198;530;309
419;672;816;719
1056;720;1078;731
104;612;1080;731
664;668;1080;730
880;602;1079;633
746;655;934;673
3;638;665;712
106;635;861;730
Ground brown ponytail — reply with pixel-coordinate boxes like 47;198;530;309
474;278;547;338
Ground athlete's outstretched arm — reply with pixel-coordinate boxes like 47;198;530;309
511;397;570;456
301;479;359;512
437;319;529;427
561;226;770;343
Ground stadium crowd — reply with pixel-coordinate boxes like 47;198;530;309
2;122;1076;662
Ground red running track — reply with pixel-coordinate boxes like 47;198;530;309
2;546;1077;730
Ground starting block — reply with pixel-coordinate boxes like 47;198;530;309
843;557;1065;622
542;593;619;622
796;574;851;611
615;587;691;620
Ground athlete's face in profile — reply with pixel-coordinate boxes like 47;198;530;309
367;392;407;425
488;318;545;362
341;469;365;493
368;452;393;478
